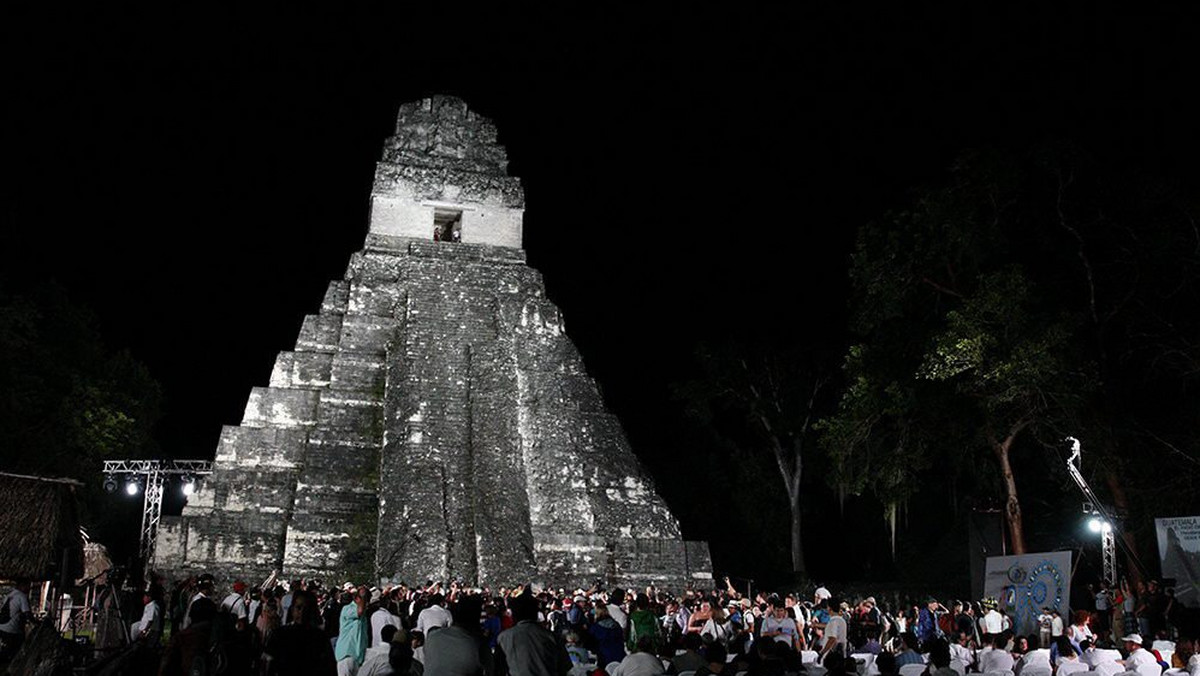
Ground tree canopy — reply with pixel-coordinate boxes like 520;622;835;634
0;282;163;554
820;146;1200;562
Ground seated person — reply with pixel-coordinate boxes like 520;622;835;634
896;632;925;667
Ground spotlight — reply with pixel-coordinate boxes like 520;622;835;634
181;476;196;497
1087;517;1103;533
125;478;140;496
103;475;118;493
1101;521;1113;534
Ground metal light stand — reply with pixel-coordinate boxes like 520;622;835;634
1065;438;1118;587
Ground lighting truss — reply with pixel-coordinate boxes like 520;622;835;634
102;459;214;571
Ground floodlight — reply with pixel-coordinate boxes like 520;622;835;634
1087;517;1103;533
125;478;140;496
103;475;118;493
182;477;196;497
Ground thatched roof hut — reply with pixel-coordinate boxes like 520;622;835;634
0;472;84;582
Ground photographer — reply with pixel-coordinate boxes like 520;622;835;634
0;580;32;663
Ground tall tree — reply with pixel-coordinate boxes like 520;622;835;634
820;150;1097;555
674;343;830;577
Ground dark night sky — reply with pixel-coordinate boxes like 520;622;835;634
3;7;1198;571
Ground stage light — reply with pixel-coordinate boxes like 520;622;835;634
1087;517;1103;533
125;478;140;496
103;475;118;493
1101;520;1112;534
181;477;196;497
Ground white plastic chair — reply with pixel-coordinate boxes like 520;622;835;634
1021;669;1051;676
853;653;879;676
801;651;820;665
900;664;928;676
1097;651;1126;665
984;670;1015;676
1057;661;1090;676
1134;663;1163;676
1094;662;1124;676
949;660;966;675
605;662;620;676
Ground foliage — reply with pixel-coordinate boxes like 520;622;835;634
0;283;163;549
821;145;1200;562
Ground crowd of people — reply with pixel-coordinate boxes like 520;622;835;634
2;572;1199;676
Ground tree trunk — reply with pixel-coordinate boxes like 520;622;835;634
993;429;1027;554
790;490;806;577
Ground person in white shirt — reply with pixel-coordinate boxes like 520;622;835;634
221;580;250;627
762;602;803;651
613;637;666;676
1120;634;1158;674
370;594;402;647
949;632;975;668
1067;611;1094;654
1051;610;1065;640
280;579;303;625
607;589;629;632
821;598;848;658
1015;647;1051;675
1055;639;1088;676
980;632;1016;673
1037;608;1055;648
415;593;452;636
130;586;164;643
359;624;401;676
0;581;32;662
980;598;1004;637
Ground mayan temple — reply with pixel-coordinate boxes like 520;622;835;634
156;96;711;589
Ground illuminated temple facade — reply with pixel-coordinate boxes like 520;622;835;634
156;96;711;588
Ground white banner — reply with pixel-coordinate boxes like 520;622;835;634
984;551;1072;637
1155;515;1200;608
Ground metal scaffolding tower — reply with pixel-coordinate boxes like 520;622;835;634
1064;437;1151;587
102;459;213;570
1065;438;1119;586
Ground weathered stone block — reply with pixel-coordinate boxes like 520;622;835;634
241;387;320;427
296;314;344;353
329;354;386;393
214;425;309;468
338;315;399;355
269;351;334;388
321;281;350;315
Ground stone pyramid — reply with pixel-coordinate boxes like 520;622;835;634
156;96;711;589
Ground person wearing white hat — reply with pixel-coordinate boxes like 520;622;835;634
1119;633;1157;674
814;586;832;604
